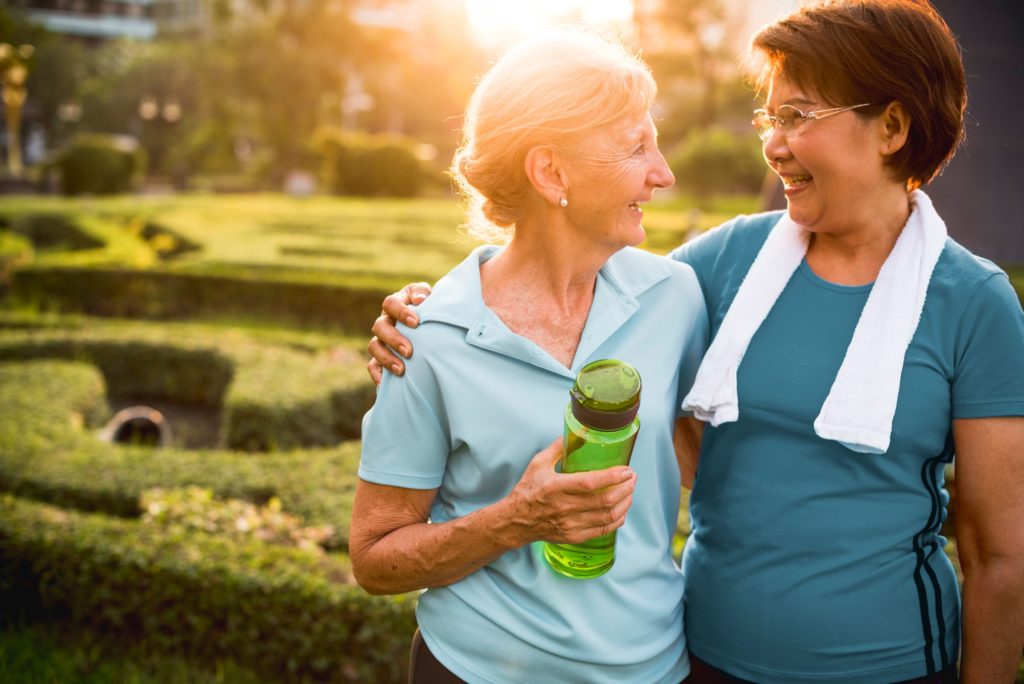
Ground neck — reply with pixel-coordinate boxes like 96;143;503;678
482;214;614;310
805;185;912;285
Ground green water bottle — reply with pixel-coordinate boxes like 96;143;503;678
544;359;641;579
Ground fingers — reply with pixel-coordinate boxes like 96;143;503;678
368;337;404;376
371;313;414;359
382;282;431;328
367;358;384;385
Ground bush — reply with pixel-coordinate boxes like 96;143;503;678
0;323;374;450
51;134;148;196
0;358;362;541
1;213;104;251
314;129;425;198
0;495;417;683
10;266;390;333
669;126;766;199
0;230;33;286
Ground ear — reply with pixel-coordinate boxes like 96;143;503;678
878;101;911;156
523;146;569;207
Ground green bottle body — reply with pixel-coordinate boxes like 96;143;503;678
543;359;642;579
542;408;640;578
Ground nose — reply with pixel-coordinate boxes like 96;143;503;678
650;149;675;190
761;126;791;167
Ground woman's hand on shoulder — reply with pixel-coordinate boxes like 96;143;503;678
367;281;433;384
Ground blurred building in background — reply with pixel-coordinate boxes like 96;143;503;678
7;0;205;43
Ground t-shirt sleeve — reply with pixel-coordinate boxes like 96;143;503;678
951;273;1024;418
359;361;451;489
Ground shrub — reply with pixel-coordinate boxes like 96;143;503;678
2;213;104;251
0;323;374;450
669;126;766;199
0;358;362;540
51;134;148;196
10;266;390;333
0;230;33;286
0;495;416;683
314;128;424;198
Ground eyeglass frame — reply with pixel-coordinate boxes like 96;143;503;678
751;102;874;141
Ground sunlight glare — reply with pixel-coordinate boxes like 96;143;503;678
465;0;633;47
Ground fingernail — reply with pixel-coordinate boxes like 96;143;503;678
405;314;417;326
398;345;410;358
391;363;403;375
412;293;427;303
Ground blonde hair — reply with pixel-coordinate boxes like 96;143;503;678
451;30;657;242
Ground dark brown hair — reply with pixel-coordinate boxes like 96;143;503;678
751;0;966;190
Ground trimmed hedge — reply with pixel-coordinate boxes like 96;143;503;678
50;134;147;196
0;495;416;683
0;323;375;450
10;265;390;333
0;359;362;543
314;129;425;198
1;212;104;251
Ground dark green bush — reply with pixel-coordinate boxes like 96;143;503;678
2;213;104;251
314;129;425;198
0;323;373;450
51;134;148;196
0;495;416;683
669;126;766;198
0;358;361;537
10;266;389;333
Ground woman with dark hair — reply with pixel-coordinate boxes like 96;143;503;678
367;2;1024;682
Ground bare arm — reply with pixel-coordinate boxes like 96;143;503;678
952;416;1024;683
349;438;637;595
673;416;703;490
366;282;432;384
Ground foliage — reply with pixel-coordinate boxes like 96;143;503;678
669;126;766;200
0;618;268;684
141;486;335;554
0;321;374;450
0;231;32;285
313;128;427;198
49;134;147;196
0;495;417;683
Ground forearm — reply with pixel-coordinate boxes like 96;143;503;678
959;556;1024;683
351;497;524;595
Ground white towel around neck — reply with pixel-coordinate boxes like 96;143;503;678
682;189;947;454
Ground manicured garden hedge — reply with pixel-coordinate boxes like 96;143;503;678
0;495;416;683
0;360;363;539
0;322;375;450
11;265;390;332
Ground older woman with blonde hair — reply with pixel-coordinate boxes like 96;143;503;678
349;30;707;684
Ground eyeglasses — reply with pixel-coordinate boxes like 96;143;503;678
751;103;872;141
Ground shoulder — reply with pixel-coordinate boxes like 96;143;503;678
668;211;784;270
931;237;1020;308
608;247;702;298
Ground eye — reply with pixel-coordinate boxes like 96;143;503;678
777;106;806;129
633;144;647;156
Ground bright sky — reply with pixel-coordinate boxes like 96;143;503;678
464;0;634;47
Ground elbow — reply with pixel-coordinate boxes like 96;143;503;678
350;547;412;595
350;552;394;595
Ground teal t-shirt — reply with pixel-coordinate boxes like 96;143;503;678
670;212;1024;682
360;245;709;684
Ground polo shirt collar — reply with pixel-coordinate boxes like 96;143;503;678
417;244;671;377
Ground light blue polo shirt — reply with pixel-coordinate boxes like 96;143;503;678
360;244;708;684
670;212;1024;682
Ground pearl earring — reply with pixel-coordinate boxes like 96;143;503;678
559;197;568;208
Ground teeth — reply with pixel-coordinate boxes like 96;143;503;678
783;174;812;187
